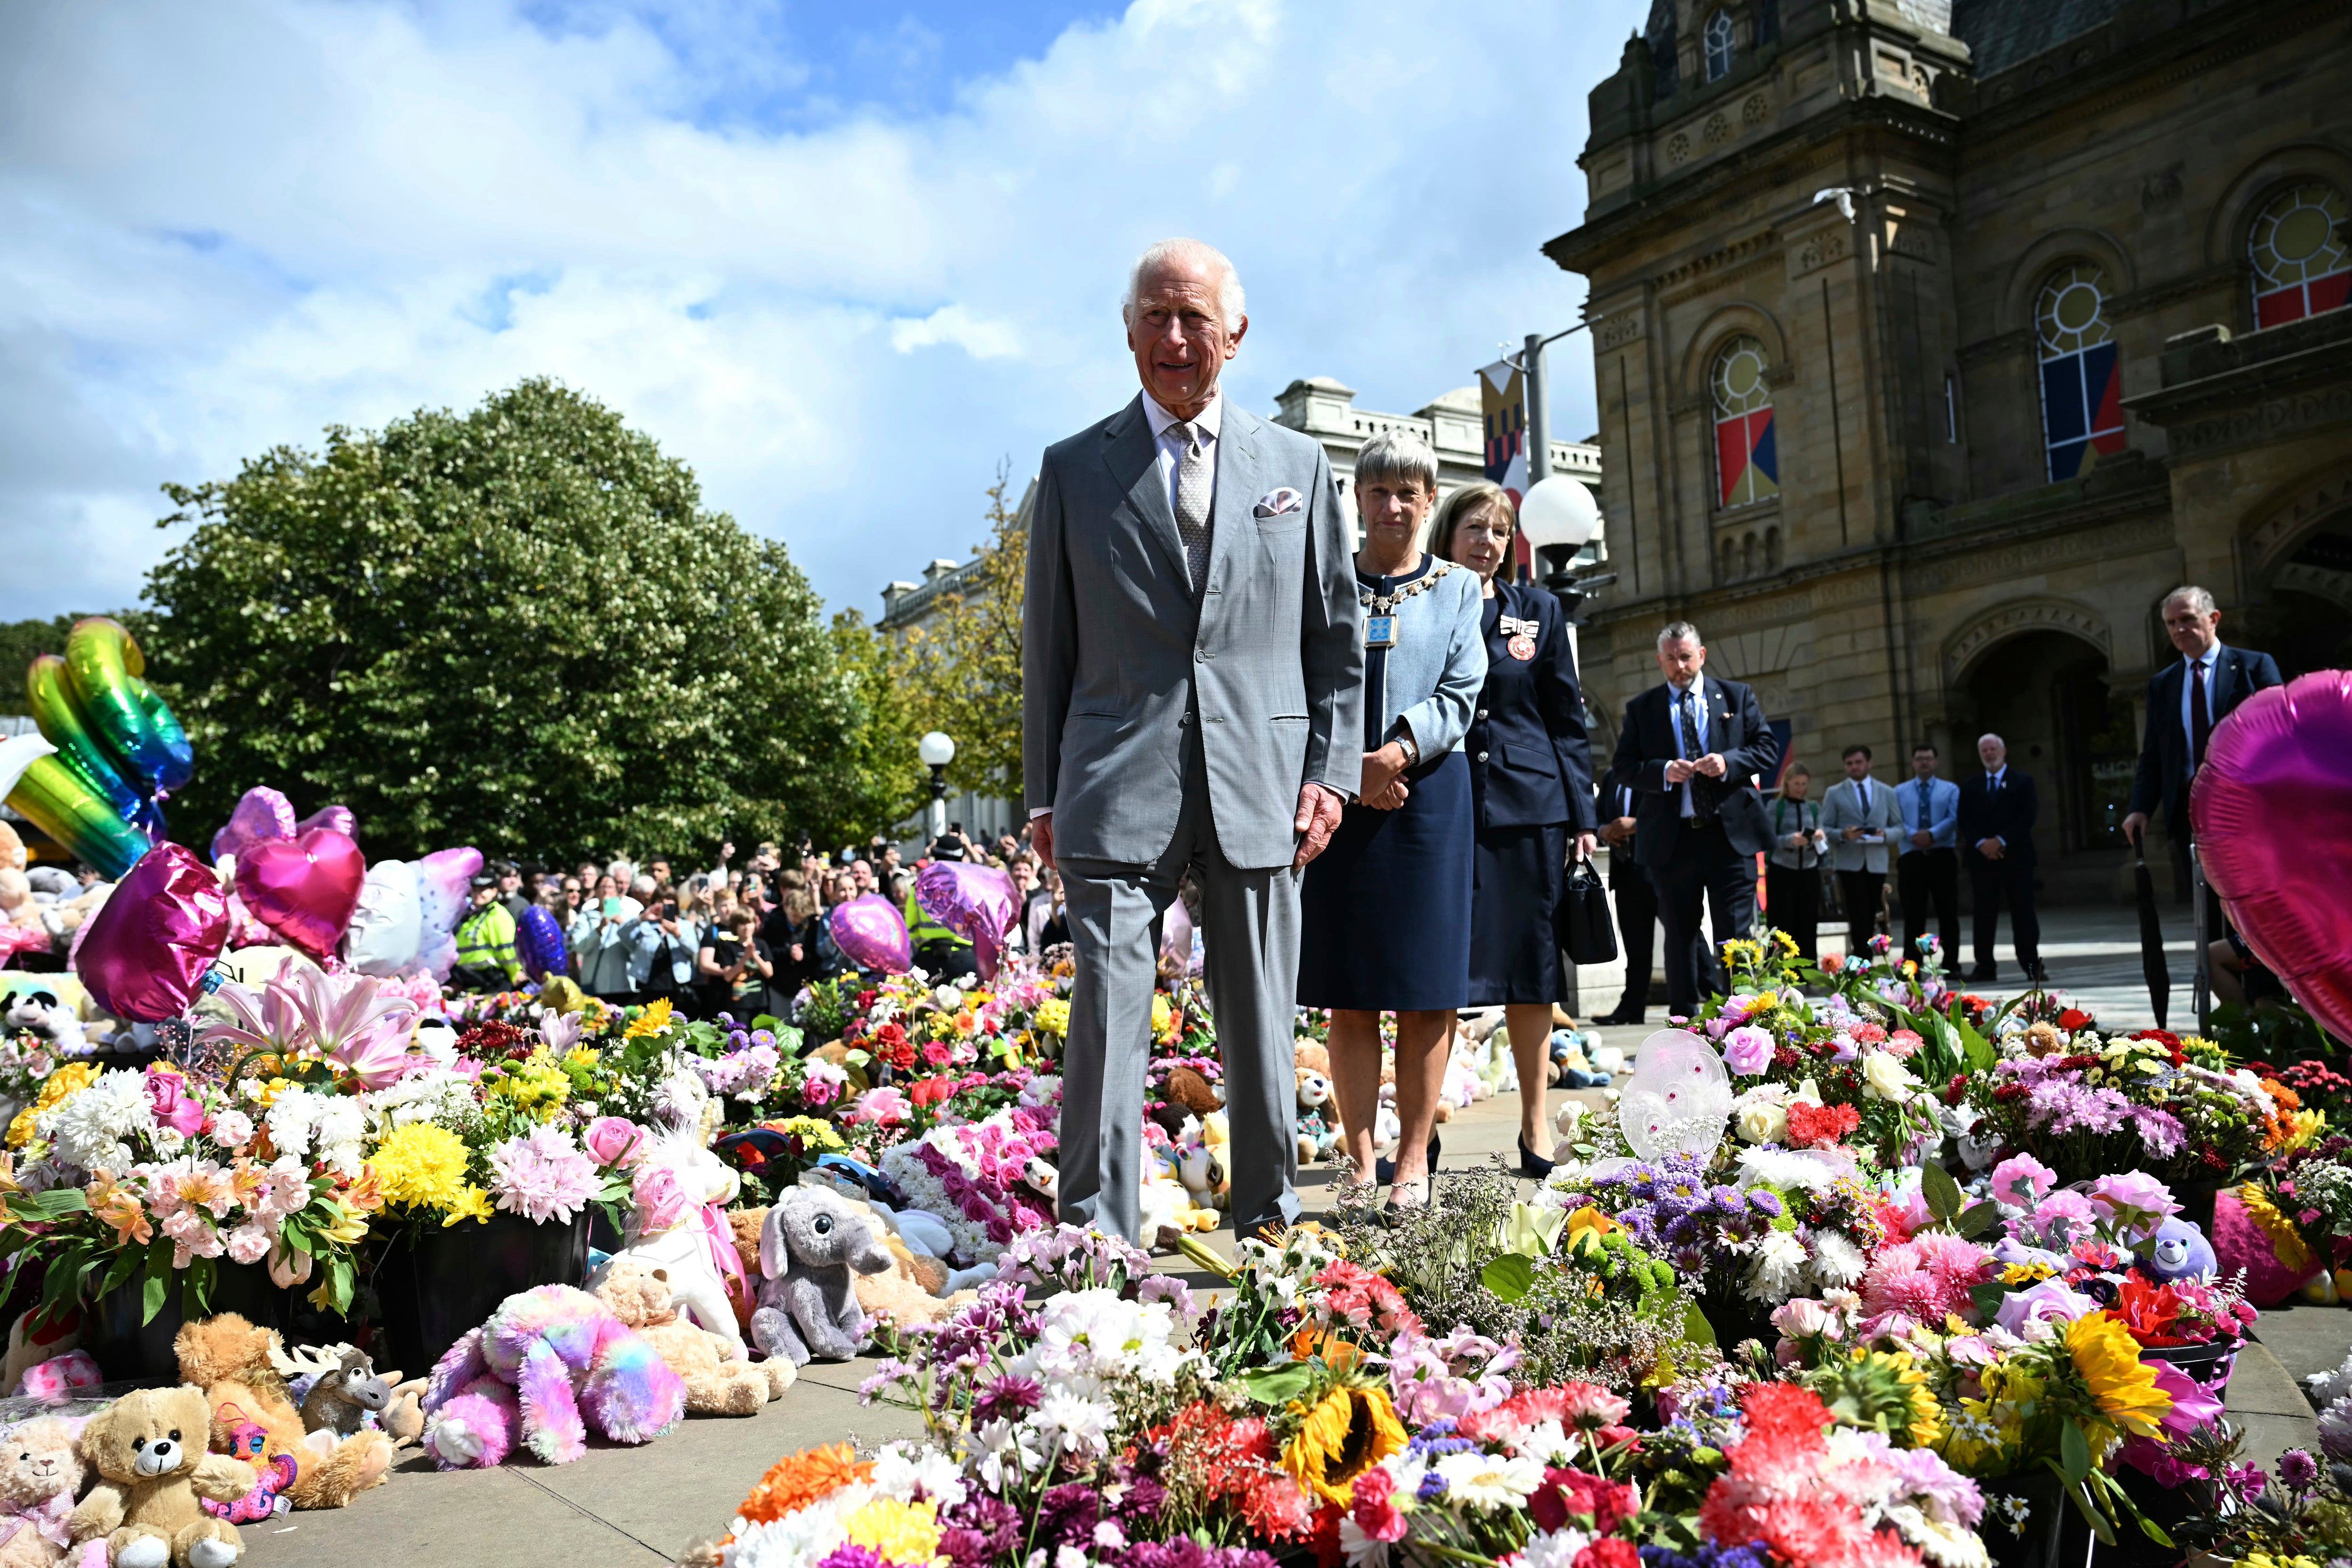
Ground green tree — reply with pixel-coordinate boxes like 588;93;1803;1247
141;378;891;862
919;467;1027;801
820;609;931;850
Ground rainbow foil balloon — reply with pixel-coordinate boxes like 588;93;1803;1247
6;617;192;879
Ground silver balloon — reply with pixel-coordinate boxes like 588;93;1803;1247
1618;1028;1733;1162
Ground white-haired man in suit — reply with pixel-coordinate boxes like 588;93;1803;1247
1023;239;1364;1247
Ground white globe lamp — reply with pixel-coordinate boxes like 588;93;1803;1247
1517;476;1603;552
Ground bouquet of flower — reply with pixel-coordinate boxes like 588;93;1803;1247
875;1098;1059;1264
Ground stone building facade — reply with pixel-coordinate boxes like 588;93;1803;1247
1549;0;2352;899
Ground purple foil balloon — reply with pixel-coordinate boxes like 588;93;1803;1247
295;804;358;839
211;786;296;865
516;903;568;983
2194;669;2352;1044
829;893;912;974
915;861;1019;981
76;841;231;1021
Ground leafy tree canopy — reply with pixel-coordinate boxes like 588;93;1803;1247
142;378;898;863
911;468;1026;803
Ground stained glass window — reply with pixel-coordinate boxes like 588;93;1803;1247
1711;335;1777;509
1704;9;1734;81
2250;183;2350;329
2036;264;2125;483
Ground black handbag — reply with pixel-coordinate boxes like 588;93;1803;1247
1559;855;1618;966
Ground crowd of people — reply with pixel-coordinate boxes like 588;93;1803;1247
445;827;1067;1019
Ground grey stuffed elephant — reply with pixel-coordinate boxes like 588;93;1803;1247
751;1186;896;1364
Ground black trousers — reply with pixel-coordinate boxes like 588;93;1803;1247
1648;820;1758;1017
1968;856;2040;973
1611;868;1660;1012
1764;863;1819;962
1836;869;1884;962
1898;849;1961;973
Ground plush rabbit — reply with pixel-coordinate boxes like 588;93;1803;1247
749;1189;893;1365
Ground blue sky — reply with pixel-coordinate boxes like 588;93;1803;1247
0;0;1643;624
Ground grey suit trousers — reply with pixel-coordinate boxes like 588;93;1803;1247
1055;724;1300;1245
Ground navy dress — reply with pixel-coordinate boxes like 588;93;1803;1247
1297;557;1479;1013
1464;580;1598;1006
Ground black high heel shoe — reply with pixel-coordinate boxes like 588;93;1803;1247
1374;1130;1441;1187
1519;1133;1554;1179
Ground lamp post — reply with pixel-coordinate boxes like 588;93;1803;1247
919;732;955;843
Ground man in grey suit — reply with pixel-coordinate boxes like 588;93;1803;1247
1820;744;1903;963
1022;238;1363;1247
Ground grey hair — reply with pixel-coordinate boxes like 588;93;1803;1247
1354;429;1439;498
1978;733;2006;749
1122;239;1246;330
630;875;658;898
1658;620;1703;649
2162;584;2217;616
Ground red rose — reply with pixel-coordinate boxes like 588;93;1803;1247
1574;1543;1639;1568
2058;1009;2092;1031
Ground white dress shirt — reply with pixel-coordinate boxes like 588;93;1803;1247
1141;388;1223;517
2179;644;2219;767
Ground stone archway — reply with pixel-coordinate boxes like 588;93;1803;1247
2240;465;2352;678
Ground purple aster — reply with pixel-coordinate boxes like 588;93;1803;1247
973;1372;1043;1425
816;1548;890;1568
1036;1482;1100;1548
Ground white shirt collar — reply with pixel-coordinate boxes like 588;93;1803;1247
2187;644;2218;671
1142;388;1222;442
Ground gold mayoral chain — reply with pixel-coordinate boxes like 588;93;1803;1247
1360;560;1455;648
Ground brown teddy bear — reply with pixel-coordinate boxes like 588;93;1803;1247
171;1317;391;1511
590;1259;791;1417
0;1416;84;1568
1294;1040;1330;1075
67;1386;255;1568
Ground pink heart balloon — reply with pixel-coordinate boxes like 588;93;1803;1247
915;861;1018;981
2193;669;2352;1042
211;786;296;865
235;828;366;958
828;893;912;974
296;804;357;839
76;842;231;1022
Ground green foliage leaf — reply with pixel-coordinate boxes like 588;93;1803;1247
1479;1253;1537;1302
1920;1162;1966;1225
1954;1008;1998;1074
1682;1301;1719;1348
1955;1202;2001;1239
2060;1418;2091;1484
141;1266;168;1326
1238;1364;1318;1406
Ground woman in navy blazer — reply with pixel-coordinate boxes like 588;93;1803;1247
1431;483;1599;1177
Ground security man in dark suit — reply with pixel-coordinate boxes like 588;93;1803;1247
2122;585;2282;929
1957;732;2046;985
1608;621;1780;1018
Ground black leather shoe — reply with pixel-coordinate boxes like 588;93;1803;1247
1967;965;1997;983
1375;1131;1441;1187
1519;1134;1554;1179
1595;1006;1645;1026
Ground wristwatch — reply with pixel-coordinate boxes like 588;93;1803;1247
1395;732;1421;768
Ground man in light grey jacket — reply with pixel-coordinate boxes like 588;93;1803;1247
1023;238;1363;1246
1820;744;1905;964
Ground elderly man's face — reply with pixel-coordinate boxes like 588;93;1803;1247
1978;735;2008;771
1657;636;1706;687
1127;255;1245;421
2163;597;2222;659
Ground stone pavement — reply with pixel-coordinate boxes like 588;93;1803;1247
235;1071;2340;1567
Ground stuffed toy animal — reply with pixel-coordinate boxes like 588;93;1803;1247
170;1316;391;1512
750;1188;894;1366
0;1416;84;1568
584;1130;748;1357
3;1315;83;1400
851;1236;980;1333
194;1422;292;1528
421;1283;686;1469
14;1354;99;1407
1293;1069;1339;1162
0;823;23;874
67;1385;257;1568
294;1349;393;1439
0;873;46;965
591;1258;789;1417
2144;1217;2219;1284
0;990;82;1059
1294;1040;1331;1076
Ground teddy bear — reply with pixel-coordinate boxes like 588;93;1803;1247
590;1258;790;1417
170;1315;392;1511
750;1188;895;1366
67;1385;257;1568
1293;1069;1339;1163
421;1284;687;1469
584;1128;749;1359
0;822;23;874
0;1416;84;1568
0;872;47;965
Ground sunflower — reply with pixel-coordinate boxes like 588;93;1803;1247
2066;1312;2172;1441
1281;1384;1407;1507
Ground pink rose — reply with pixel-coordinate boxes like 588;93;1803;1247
144;1068;207;1139
1990;1154;2057;1209
583;1116;648;1169
631;1163;691;1235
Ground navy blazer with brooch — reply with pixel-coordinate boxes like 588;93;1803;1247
1610;675;1779;868
1462;579;1598;833
2126;643;2283;833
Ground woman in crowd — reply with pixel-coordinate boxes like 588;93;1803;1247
764;879;825;1006
1430;481;1598;1178
579;874;649;1003
1027;866;1070;953
698;908;772;1020
1767;763;1827;963
1297;430;1486;1213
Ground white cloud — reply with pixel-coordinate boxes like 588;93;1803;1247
0;0;1636;622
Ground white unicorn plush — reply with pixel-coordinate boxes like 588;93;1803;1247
587;1116;749;1357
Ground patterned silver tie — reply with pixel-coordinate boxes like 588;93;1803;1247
1168;421;1213;594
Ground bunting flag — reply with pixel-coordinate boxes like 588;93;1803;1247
1478;358;1529;504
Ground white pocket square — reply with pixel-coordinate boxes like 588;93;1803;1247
1253;487;1304;517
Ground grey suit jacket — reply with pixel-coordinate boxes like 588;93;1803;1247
1820;776;1904;874
1023;394;1364;870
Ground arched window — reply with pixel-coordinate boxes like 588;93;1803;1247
2035;263;2125;482
1703;9;1735;81
1711;335;1778;509
2250;182;2350;329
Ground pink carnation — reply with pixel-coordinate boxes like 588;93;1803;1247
485;1125;602;1226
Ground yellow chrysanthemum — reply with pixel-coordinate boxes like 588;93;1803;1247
441;1184;495;1226
2066;1312;2172;1441
1033;999;1071;1038
368;1123;475;1213
8;1063;97;1149
840;1497;941;1566
564;1046;602;1071
1282;1385;1408;1507
1151;994;1175;1041
625;998;675;1039
771;1117;845;1151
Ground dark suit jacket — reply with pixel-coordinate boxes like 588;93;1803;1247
1609;676;1779;868
1958;771;2039;868
2126;644;2283;830
1463;580;1597;832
